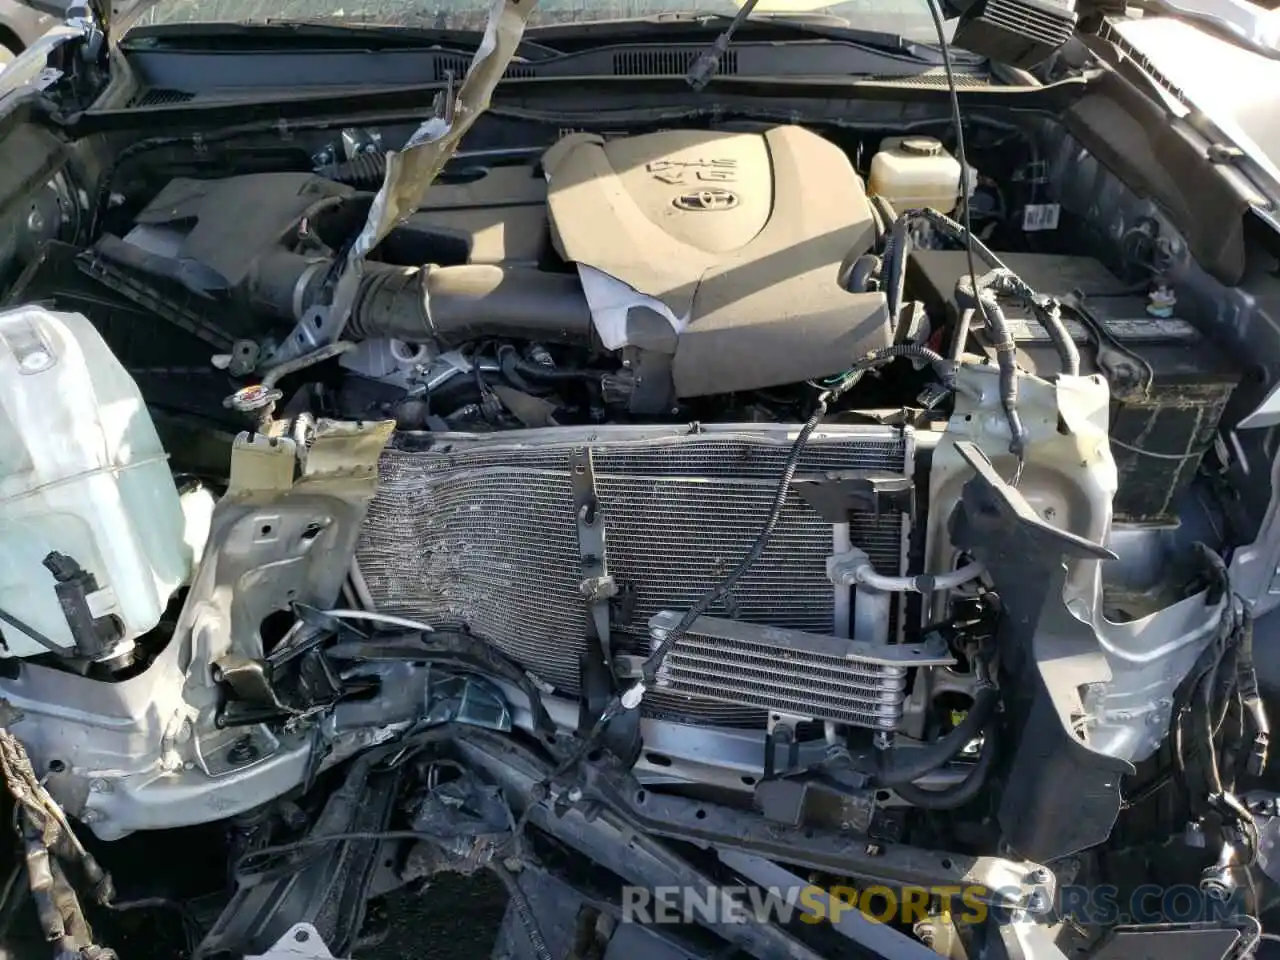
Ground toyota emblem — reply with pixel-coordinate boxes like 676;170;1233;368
672;188;740;212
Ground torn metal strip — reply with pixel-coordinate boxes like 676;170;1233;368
271;0;539;367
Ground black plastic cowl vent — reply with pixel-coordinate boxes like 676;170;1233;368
864;70;989;87
127;88;195;107
433;54;535;81
612;48;738;76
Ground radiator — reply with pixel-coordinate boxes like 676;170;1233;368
358;423;913;726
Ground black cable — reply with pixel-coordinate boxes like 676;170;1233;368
88;136;188;239
489;862;553;960
923;0;982;377
686;0;764;91
0;606;70;656
1121;768;1173;810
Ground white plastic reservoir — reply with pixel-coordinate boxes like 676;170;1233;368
867;136;964;214
0;305;201;658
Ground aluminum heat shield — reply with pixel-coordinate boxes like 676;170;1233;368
357;423;912;726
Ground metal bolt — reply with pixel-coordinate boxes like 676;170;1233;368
89;778;110;794
913;920;935;948
1028;867;1052;885
1200;876;1233;902
864;843;883;857
1025;890;1048;913
80;809;101;824
567;786;583;803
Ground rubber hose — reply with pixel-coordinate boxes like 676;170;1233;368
345;262;596;346
955;273;1027;458
498;345;537;392
489;863;553;960
874;687;1000;787
883;217;911;338
847;254;881;294
1030;298;1080;378
870;194;899;231
890;719;1000;810
869;198;885;242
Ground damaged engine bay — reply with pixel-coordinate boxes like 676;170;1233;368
2;6;1280;958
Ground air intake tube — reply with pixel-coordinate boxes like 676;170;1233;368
248;250;597;347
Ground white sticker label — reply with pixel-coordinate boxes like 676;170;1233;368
1022;203;1061;232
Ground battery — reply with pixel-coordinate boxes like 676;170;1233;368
908;251;1240;524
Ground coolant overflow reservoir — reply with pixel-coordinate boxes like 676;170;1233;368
0;305;199;658
868;136;963;214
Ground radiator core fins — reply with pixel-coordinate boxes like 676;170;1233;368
358;424;912;728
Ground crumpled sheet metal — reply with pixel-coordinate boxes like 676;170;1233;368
328;0;539;331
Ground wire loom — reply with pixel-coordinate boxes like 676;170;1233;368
1166;544;1270;870
0;709;117;957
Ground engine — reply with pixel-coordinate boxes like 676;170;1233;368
0;111;1260;960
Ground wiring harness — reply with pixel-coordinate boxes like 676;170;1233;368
1167;546;1270;877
